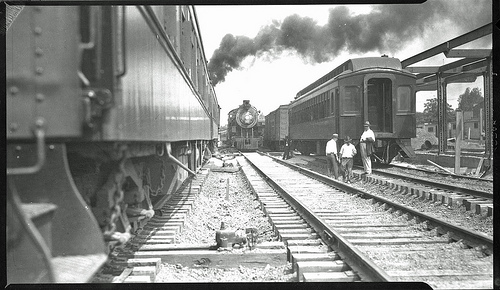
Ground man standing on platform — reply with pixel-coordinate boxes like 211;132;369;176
325;133;340;179
359;121;375;174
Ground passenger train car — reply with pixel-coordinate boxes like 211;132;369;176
264;105;289;151
6;5;219;283
227;100;263;151
267;57;416;163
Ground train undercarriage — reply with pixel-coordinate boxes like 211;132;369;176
6;140;212;283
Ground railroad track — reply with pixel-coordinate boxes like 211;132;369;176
93;169;210;283
241;152;493;288
269;152;493;217
355;166;493;216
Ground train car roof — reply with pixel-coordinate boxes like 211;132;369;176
295;57;403;99
266;104;289;118
350;57;401;71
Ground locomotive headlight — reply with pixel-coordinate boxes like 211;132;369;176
241;112;254;124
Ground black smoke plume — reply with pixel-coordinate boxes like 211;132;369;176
208;0;491;86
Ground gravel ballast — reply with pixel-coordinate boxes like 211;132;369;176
282;154;493;237
156;165;291;282
174;169;276;244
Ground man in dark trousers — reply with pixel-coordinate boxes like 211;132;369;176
282;136;290;160
339;136;357;183
325;133;340;179
359;121;375;174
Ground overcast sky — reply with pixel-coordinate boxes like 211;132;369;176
195;1;492;122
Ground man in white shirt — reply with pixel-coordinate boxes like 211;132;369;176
359;121;375;174
325;133;340;179
339;135;357;183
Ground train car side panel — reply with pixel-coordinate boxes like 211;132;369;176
106;6;211;142
290;116;336;140
278;106;289;141
7;7;82;139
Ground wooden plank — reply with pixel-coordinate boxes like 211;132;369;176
130;266;157;280
296;261;348;282
280;233;318;241
341;233;422;239
386;269;493;277
112;268;133;283
302;271;359;282
333;227;407;233
123;275;151;283
350;238;449;245
277;228;313;234
132;249;287;268
475;158;485;177
292;252;340;271
286;240;323;247
137;243;214;251
427;160;455;175
330;223;408;228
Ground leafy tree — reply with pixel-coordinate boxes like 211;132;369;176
422;98;455;123
457;87;483;111
415;112;426;125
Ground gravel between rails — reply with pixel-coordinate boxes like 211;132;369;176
282;155;493;237
156;168;294;282
174;170;276;244
156;263;294;282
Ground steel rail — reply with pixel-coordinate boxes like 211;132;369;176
243;154;393;282
259;152;493;254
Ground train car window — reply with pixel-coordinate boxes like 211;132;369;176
397;86;411;112
343;86;361;113
330;92;334;115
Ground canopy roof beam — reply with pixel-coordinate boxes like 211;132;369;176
444;49;491;58
401;23;491;68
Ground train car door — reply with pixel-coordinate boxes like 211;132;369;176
338;77;363;139
363;74;395;133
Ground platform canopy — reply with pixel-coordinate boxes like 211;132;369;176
401;23;492;157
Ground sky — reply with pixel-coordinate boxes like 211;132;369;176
195;1;492;123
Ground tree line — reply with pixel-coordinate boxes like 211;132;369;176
416;87;483;124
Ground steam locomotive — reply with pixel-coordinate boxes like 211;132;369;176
227;100;264;151
6;5;219;283
265;57;416;163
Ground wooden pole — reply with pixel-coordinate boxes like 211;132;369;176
479;108;483;143
454;110;463;174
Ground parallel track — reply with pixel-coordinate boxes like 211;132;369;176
269;152;493;216
242;152;493;288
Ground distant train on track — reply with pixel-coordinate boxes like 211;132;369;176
265;57;416;163
227;100;264;151
6;5;219;283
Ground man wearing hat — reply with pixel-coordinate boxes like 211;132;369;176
339;136;357;183
359;121;375;174
325;133;340;179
